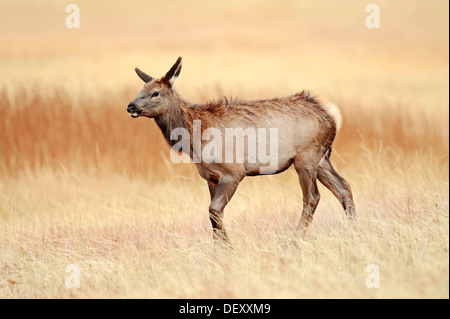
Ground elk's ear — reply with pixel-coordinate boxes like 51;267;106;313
163;57;182;87
135;67;152;83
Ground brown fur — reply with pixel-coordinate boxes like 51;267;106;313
127;57;355;243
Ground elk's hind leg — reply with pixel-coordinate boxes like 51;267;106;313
317;153;356;219
294;159;321;236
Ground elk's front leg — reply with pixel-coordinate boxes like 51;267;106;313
208;175;240;243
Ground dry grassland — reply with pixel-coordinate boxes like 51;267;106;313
0;0;448;298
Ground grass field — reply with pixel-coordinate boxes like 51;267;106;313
0;0;448;298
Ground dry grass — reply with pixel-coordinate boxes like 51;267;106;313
0;151;448;298
0;0;448;298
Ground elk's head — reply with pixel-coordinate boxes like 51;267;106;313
127;57;182;118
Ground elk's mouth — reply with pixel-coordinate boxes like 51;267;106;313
130;110;142;118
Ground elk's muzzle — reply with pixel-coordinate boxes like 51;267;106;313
127;103;142;118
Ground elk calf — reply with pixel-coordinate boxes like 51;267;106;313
127;57;355;242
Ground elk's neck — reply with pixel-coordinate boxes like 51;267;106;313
154;98;192;147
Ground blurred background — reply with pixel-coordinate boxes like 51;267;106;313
0;0;448;299
0;0;448;176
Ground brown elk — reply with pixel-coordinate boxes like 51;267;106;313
127;57;355;243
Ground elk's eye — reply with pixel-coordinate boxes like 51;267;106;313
151;91;159;98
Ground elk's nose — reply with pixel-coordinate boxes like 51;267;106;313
127;103;135;113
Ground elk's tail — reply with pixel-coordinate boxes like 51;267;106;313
320;102;342;132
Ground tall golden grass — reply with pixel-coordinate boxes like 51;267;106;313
0;0;448;298
0;85;447;178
